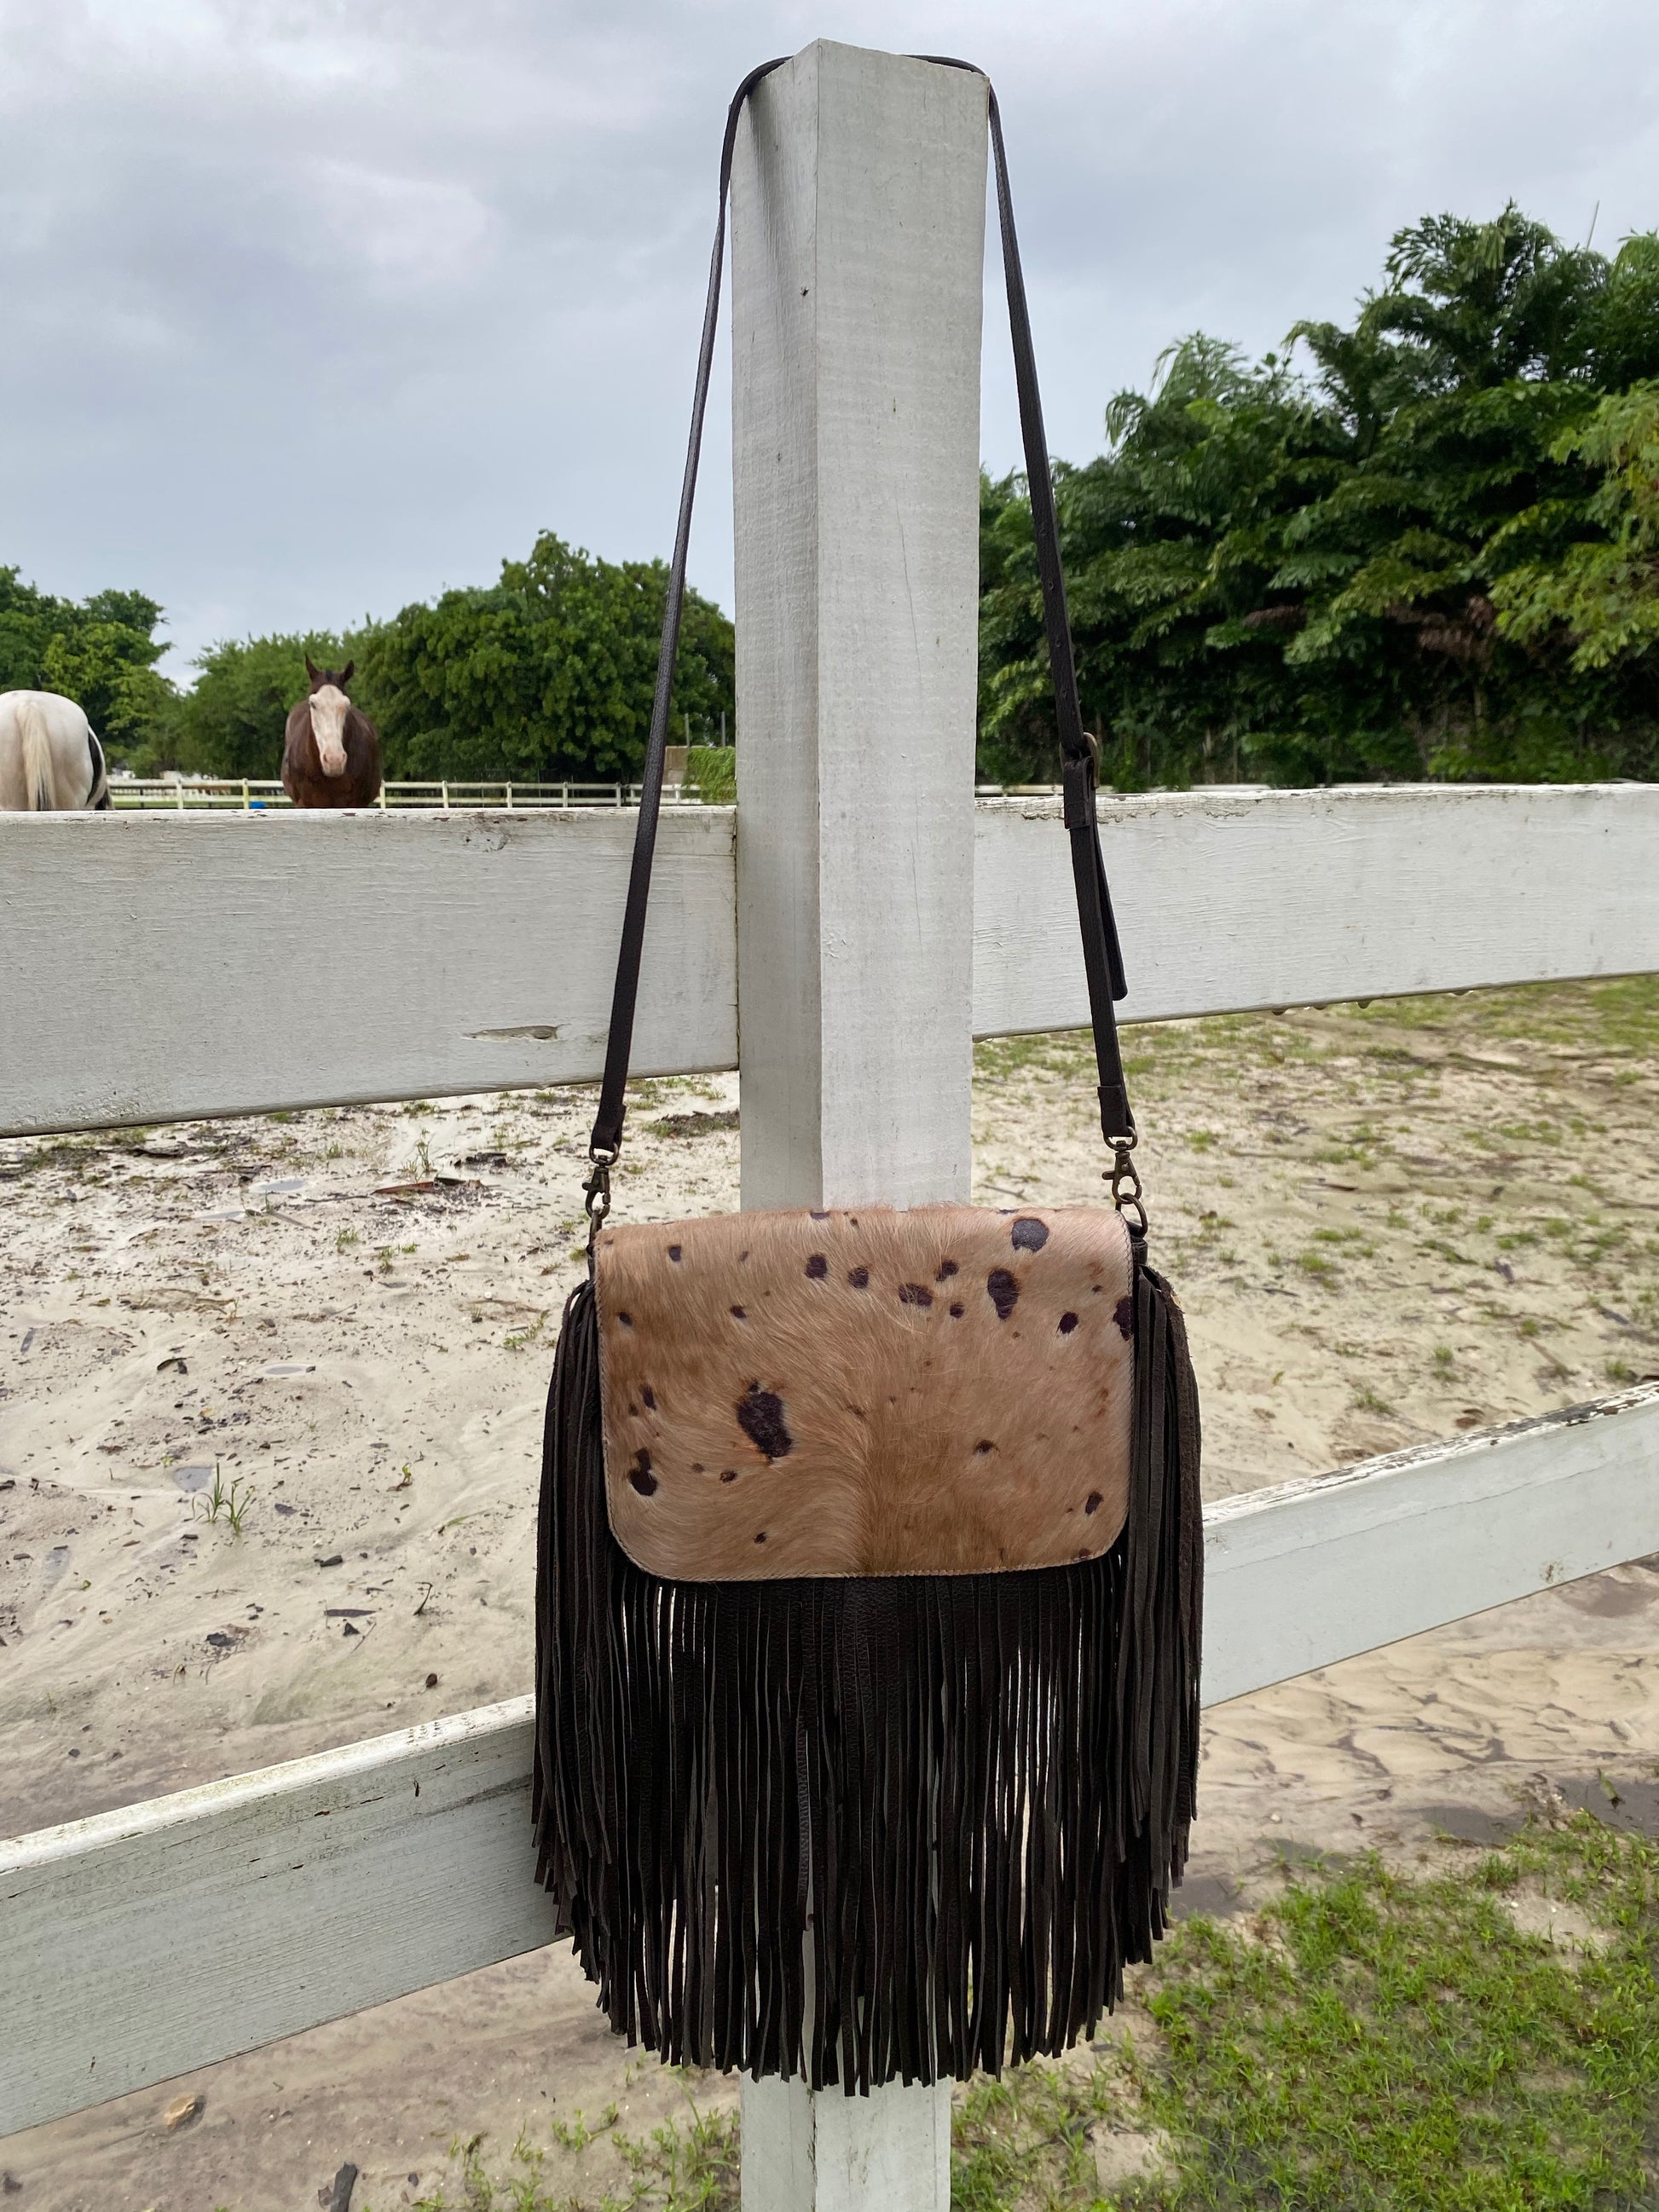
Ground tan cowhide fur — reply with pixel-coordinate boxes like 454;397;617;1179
595;1204;1135;1580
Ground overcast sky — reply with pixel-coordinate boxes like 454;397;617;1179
3;0;1655;678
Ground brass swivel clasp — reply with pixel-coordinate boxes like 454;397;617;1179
583;1152;616;1262
1107;1133;1147;1237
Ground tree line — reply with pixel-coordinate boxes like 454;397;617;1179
6;204;1656;790
1;532;735;786
982;206;1659;787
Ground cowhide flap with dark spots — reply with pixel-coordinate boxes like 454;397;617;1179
592;1205;1135;1580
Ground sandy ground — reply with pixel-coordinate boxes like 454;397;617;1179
5;978;1658;2207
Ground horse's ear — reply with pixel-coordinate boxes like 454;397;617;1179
339;659;355;685
303;654;321;685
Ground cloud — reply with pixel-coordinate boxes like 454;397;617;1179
0;0;1654;673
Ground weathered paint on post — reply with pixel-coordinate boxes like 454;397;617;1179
732;40;987;1216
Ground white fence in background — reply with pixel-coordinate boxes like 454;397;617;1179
107;775;1032;811
108;776;725;811
3;781;1659;2147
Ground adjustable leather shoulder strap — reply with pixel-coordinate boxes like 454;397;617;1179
587;58;1136;1172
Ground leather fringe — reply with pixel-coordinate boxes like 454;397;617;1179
533;1246;1201;2091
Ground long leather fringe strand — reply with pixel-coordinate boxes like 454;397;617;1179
532;1247;1202;2092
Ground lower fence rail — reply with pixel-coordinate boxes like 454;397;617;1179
5;1380;1657;2139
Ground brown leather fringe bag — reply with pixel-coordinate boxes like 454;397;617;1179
533;58;1202;2095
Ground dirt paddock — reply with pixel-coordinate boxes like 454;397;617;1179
4;977;1658;2207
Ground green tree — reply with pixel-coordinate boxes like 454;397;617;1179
362;531;733;783
0;569;175;759
1491;380;1659;673
978;209;1659;788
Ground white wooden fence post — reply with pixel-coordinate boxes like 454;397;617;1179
731;40;987;2209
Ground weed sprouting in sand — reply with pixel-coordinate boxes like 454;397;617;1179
195;1462;253;1534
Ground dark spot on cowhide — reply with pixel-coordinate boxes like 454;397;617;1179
1058;1312;1079;1335
754;1530;767;1544
628;1449;657;1496
691;1462;704;1473
736;1383;793;1460
617;1311;633;1328
1084;1489;1103;1515
848;1266;870;1289
899;1283;933;1307
627;1401;638;1417
1113;1295;1134;1340
720;1469;737;1482
1011;1216;1049;1251
974;1439;996;1455
806;1253;829;1279
739;1249;749;1263
641;1383;656;1409
986;1268;1020;1321
935;1258;959;1282
949;1302;964;1318
668;1245;682;1262
730;1304;747;1320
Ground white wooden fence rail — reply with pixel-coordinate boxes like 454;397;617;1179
4;782;1656;1137
4;780;1658;2141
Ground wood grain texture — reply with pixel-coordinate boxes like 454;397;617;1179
1201;1381;1659;1707
975;783;1659;1036
6;786;1657;1138
741;2074;952;2209
9;1384;1658;2138
0;806;736;1136
0;1699;558;2136
732;42;986;1213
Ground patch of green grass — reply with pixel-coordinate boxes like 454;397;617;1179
953;2056;1132;2209
1132;1815;1659;2209
974;1031;1095;1083
397;2090;738;2210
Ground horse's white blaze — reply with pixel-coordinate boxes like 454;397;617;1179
309;685;350;776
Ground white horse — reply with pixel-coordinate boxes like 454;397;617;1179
0;690;110;811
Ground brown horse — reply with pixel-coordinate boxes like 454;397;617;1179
282;657;382;807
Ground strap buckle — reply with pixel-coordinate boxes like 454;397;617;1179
1107;1134;1147;1236
1061;740;1097;831
583;1153;615;1259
